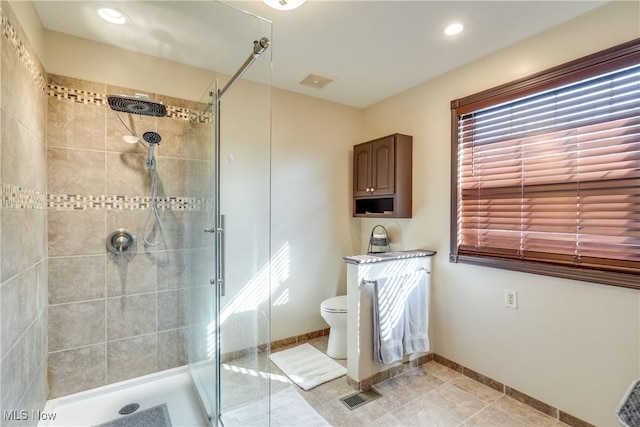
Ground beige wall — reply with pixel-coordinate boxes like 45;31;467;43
270;89;362;340
360;2;640;425
44;31;218;103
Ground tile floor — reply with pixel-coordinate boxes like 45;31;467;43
222;336;569;427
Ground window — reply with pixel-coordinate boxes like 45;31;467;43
450;39;640;289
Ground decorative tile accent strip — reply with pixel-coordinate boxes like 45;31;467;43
1;183;47;209
47;84;214;124
48;194;213;211
1;5;47;92
48;84;107;106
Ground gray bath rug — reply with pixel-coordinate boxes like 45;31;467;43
94;403;172;427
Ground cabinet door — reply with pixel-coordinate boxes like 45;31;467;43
353;143;371;197
371;137;395;196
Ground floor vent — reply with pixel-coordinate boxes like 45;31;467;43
339;389;382;410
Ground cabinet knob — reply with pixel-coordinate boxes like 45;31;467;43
371;188;375;192
366;188;370;192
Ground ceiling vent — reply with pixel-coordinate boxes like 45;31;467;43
299;73;335;89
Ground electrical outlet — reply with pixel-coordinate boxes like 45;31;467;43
504;290;518;309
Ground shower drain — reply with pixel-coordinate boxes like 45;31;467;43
118;403;140;415
339;389;382;410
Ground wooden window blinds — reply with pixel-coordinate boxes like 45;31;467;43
450;39;640;289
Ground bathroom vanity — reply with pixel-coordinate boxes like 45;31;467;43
343;249;436;389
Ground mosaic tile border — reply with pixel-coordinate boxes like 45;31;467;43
47;194;213;211
1;5;47;92
1;183;47;209
0;186;210;211
47;84;214;124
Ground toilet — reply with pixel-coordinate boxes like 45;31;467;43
320;295;348;359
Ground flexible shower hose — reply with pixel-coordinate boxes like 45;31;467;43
142;161;166;246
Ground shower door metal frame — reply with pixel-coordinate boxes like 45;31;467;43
207;37;271;426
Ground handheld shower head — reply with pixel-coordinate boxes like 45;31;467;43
253;37;270;57
143;131;161;145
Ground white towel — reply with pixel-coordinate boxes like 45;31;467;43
372;270;430;364
403;270;430;354
373;274;406;364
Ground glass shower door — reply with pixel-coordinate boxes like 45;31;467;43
186;2;272;426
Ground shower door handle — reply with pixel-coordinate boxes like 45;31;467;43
218;214;226;297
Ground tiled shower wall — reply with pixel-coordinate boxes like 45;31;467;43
0;1;49;422
46;75;213;398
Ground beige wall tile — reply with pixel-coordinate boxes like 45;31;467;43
48;148;105;195
155;156;186;197
157;328;187;370
107;293;156;340
0;274;21;359
18;264;38;332
105;152;149;197
48;300;106;352
156;118;188;159
1;335;26;411
48;344;106;398
156;249;189;291
48;255;106;304
107;334;157;384
47;98;106;151
157;289;187;331
1;209;37;281
49;74;105;93
1;113;46;191
48;210;106;257
185;120;213;161
106;252;157;297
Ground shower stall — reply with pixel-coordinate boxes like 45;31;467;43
8;0;273;425
101;5;273;424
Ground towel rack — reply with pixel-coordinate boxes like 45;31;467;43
362;267;430;286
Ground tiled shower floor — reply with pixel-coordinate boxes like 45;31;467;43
222;336;570;427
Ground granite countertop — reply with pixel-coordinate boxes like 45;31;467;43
343;249;436;265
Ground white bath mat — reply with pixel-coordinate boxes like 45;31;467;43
222;386;330;426
269;343;347;390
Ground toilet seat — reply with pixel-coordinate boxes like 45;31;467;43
321;295;347;313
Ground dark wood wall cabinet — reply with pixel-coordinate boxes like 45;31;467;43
353;133;412;218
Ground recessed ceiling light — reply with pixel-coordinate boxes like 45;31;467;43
444;23;464;36
97;7;128;25
262;0;306;11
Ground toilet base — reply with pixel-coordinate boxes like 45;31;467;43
327;327;347;359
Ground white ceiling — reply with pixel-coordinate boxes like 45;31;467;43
33;0;608;108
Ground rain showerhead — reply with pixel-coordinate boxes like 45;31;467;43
143;131;161;145
107;95;166;117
